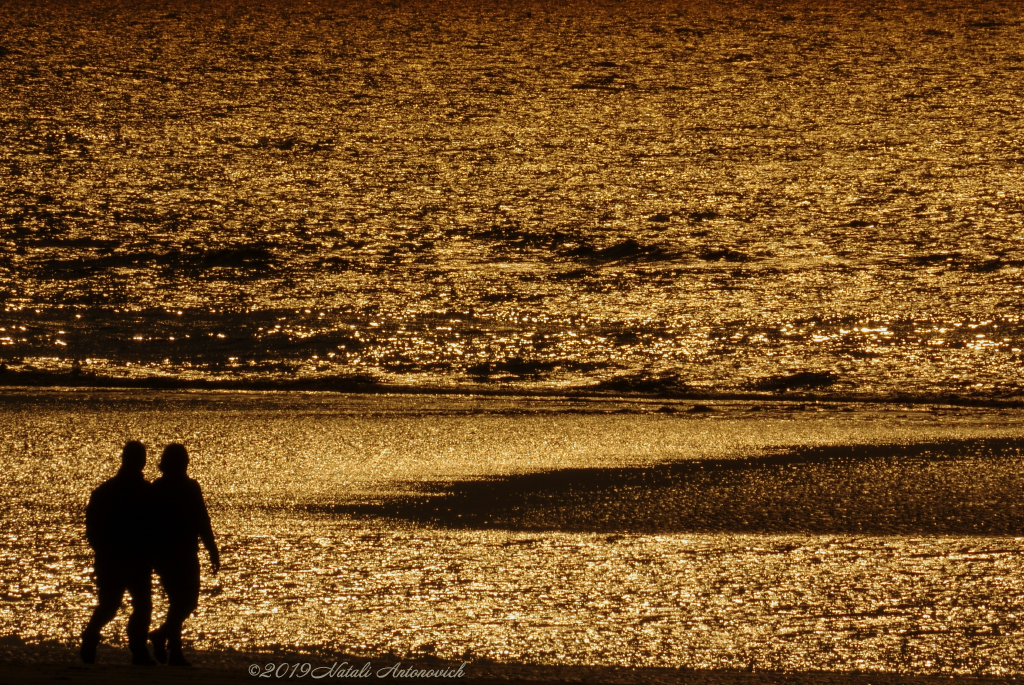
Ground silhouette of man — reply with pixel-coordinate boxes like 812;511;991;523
81;440;155;666
149;443;220;667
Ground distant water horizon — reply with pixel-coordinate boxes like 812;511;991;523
3;0;1024;401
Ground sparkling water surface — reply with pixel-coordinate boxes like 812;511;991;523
4;0;1024;677
3;0;1024;399
2;391;1024;675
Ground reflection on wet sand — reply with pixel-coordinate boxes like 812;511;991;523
3;394;1024;675
321;439;1024;535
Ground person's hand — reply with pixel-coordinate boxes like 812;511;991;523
210;555;221;576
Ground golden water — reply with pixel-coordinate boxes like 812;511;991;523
3;0;1024;401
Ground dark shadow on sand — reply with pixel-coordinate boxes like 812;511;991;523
311;438;1024;535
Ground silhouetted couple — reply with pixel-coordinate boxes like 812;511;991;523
81;441;220;666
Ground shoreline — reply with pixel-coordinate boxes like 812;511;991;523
1;372;1023;411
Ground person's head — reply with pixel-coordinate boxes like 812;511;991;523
120;440;146;472
159;443;190;476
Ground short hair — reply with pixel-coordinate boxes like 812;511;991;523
159;443;190;475
120;441;146;471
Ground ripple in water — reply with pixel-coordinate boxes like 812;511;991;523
1;1;1024;401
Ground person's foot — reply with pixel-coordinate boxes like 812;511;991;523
79;630;98;664
168;652;192;667
149;629;167;664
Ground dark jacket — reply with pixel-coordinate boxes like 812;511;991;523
85;469;153;559
151;474;215;561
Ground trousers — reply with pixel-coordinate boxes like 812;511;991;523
154;555;201;651
83;555;152;653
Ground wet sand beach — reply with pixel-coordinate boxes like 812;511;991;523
2;390;1024;681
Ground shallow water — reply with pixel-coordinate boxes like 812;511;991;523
3;0;1024;400
2;391;1024;675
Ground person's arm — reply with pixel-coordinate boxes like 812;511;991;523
84;487;108;555
194;483;220;574
202;528;220;575
85;491;98;548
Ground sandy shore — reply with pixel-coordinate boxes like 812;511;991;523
4;391;1024;681
0;644;1020;685
1;666;1019;685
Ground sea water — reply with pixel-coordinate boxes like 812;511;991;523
2;0;1024;401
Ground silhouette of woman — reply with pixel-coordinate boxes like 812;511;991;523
149;443;220;666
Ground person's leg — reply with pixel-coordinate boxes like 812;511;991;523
81;558;126;664
150;564;169;663
165;564;200;666
154;558;200;666
124;558;154;666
